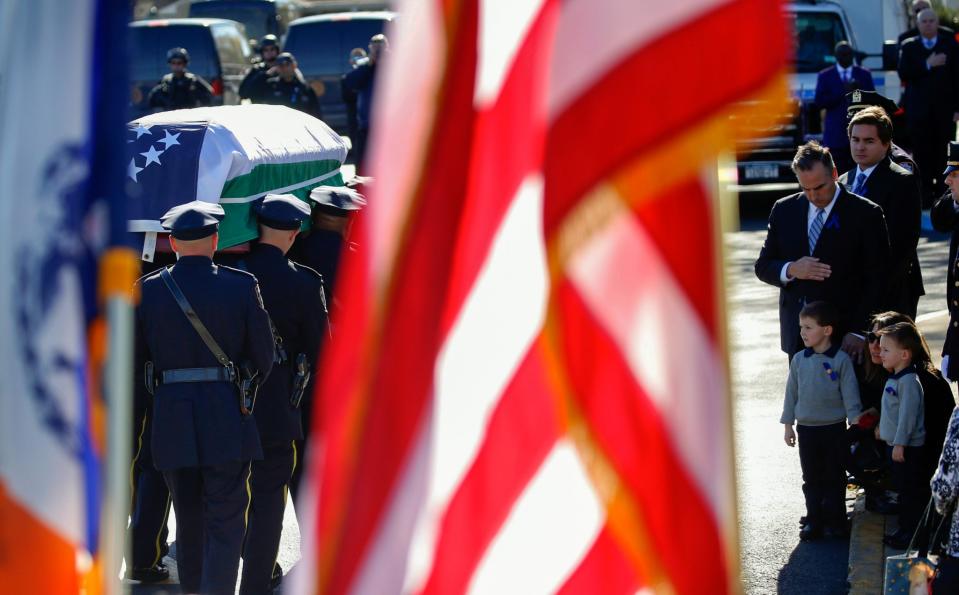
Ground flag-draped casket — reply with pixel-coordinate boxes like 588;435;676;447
126;104;347;255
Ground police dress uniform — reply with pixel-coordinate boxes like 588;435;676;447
237;195;329;594
288;186;364;502
126;376;172;581
931;142;959;381
134;202;275;594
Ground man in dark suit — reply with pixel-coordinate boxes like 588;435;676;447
238;194;329;595
839;106;924;319
897;0;955;45
898;7;959;204
931;142;959;381
135;201;275;594
816;42;875;175
756;141;890;358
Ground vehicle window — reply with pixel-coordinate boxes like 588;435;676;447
189;1;278;40
284;19;387;77
794;12;847;74
212;23;251;64
129;25;219;83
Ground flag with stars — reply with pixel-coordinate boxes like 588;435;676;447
126;105;348;251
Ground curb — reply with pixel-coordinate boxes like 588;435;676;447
848;490;887;594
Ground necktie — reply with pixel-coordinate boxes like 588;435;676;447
852;172;867;195
809;208;825;255
925;38;936;50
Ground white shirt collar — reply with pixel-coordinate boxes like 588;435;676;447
836;65;851;76
807;184;840;223
856;162;879;179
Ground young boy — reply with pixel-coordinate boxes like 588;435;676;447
781;301;862;540
876;321;928;549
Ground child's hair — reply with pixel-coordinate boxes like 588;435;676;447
864;311;916;381
877;321;935;372
799;301;839;329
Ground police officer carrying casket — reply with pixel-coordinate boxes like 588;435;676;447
134;201;274;594
148;47;214;113
290;184;366;304
237;194;330;595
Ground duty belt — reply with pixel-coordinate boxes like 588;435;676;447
160;366;236;385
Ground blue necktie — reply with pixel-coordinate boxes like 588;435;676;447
852;172;867;195
809;208;825;255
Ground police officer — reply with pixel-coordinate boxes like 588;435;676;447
236;194;329;594
290;184;366;304
239;34;281;101
286;185;363;504
147;47;214;113
135;201;274;594
932;142;959;381
252;52;320;117
342;34;389;173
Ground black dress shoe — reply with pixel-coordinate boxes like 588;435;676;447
865;495;900;515
127;563;169;583
800;523;823;541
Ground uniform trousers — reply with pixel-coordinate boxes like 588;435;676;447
128;407;171;571
163;461;252;595
797;422;848;527
240;441;296;595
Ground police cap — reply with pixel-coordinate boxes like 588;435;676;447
255;193;311;230
260;34;279;51
309;185;367;217
160;201;225;240
846;89;900;119
275;52;295;65
945;141;959;176
167;47;190;63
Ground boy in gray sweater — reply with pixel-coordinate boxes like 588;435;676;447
781;301;862;541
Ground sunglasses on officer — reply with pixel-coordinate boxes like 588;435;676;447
866;331;881;344
169;59;186;66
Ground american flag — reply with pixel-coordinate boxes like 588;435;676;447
295;0;789;592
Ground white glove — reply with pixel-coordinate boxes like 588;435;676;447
942;355;951;382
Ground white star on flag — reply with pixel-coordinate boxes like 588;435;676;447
158;130;180;149
140;145;164;167
127;158;144;182
133;124;152;139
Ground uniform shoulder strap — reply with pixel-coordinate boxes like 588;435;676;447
159;267;233;368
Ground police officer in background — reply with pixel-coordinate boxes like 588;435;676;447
135;201;274;594
252;52;320;118
238;194;329;595
239;34;281;101
845;89;919;176
932;142;959;382
148;47;214;113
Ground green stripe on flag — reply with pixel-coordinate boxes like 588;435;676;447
220;160;343;199
216;166;346;249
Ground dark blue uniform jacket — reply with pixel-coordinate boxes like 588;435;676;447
135;256;275;470
242;243;328;444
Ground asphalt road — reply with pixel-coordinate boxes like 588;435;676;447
731;200;952;595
